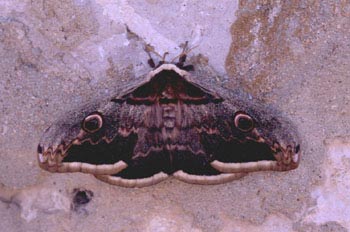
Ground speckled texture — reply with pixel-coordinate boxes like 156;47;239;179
0;1;349;231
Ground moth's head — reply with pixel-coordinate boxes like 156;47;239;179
149;57;195;72
146;42;196;72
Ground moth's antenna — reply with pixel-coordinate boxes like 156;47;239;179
144;44;162;68
144;44;169;68
162;52;169;62
172;41;197;71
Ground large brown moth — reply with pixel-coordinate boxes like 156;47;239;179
37;45;300;187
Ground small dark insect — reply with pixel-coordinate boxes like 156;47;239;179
37;44;300;187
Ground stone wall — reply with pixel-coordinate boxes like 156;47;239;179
0;1;349;231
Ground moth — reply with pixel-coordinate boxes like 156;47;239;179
37;46;300;187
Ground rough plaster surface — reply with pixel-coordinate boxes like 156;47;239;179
0;1;349;231
305;137;350;229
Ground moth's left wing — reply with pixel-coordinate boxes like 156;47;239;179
37;99;143;176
